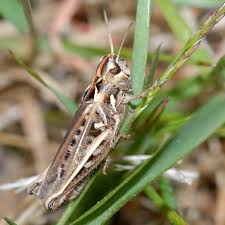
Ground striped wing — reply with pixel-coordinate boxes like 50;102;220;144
37;101;98;199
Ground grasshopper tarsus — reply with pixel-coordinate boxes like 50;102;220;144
102;155;112;175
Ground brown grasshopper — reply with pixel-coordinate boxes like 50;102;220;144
28;12;134;210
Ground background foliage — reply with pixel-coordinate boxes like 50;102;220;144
0;1;225;225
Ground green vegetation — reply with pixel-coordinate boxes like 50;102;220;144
1;1;225;225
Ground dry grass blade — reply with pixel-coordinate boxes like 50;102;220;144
20;0;39;57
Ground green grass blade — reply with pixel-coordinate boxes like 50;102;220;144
131;0;151;97
158;176;177;210
156;0;192;42
56;175;97;225
3;217;18;225
71;94;225;225
0;0;28;32
136;4;225;115
127;97;168;155
63;39;209;66
57;170;127;225
145;186;187;225
63;39;109;59
144;44;161;89
10;51;76;114
210;55;225;81
156;0;210;64
48;86;76;114
160;3;225;83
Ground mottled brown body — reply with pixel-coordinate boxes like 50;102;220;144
28;54;131;210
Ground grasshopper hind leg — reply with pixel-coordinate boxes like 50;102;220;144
68;179;88;201
45;179;88;210
27;167;49;195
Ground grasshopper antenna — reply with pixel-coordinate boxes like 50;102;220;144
103;10;114;55
116;22;133;62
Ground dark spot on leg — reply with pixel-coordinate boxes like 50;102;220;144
70;138;76;146
65;150;71;160
81;120;85;126
76;129;81;135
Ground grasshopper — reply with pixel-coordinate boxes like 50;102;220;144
28;12;135;210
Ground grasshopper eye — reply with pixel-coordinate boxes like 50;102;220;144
110;64;121;75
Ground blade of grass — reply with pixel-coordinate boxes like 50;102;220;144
3;217;18;225
145;186;187;225
131;0;151;98
71;94;225;225
132;93;165;127
63;39;208;66
0;0;29;32
57;170;127;225
10;51;77;114
63;39;110;59
136;3;225;115
158;176;177;210
210;55;225;83
160;3;225;83
118;0;152;132
156;0;192;42
127;97;168;155
20;0;39;54
56;175;97;225
156;0;211;64
144;44;161;89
